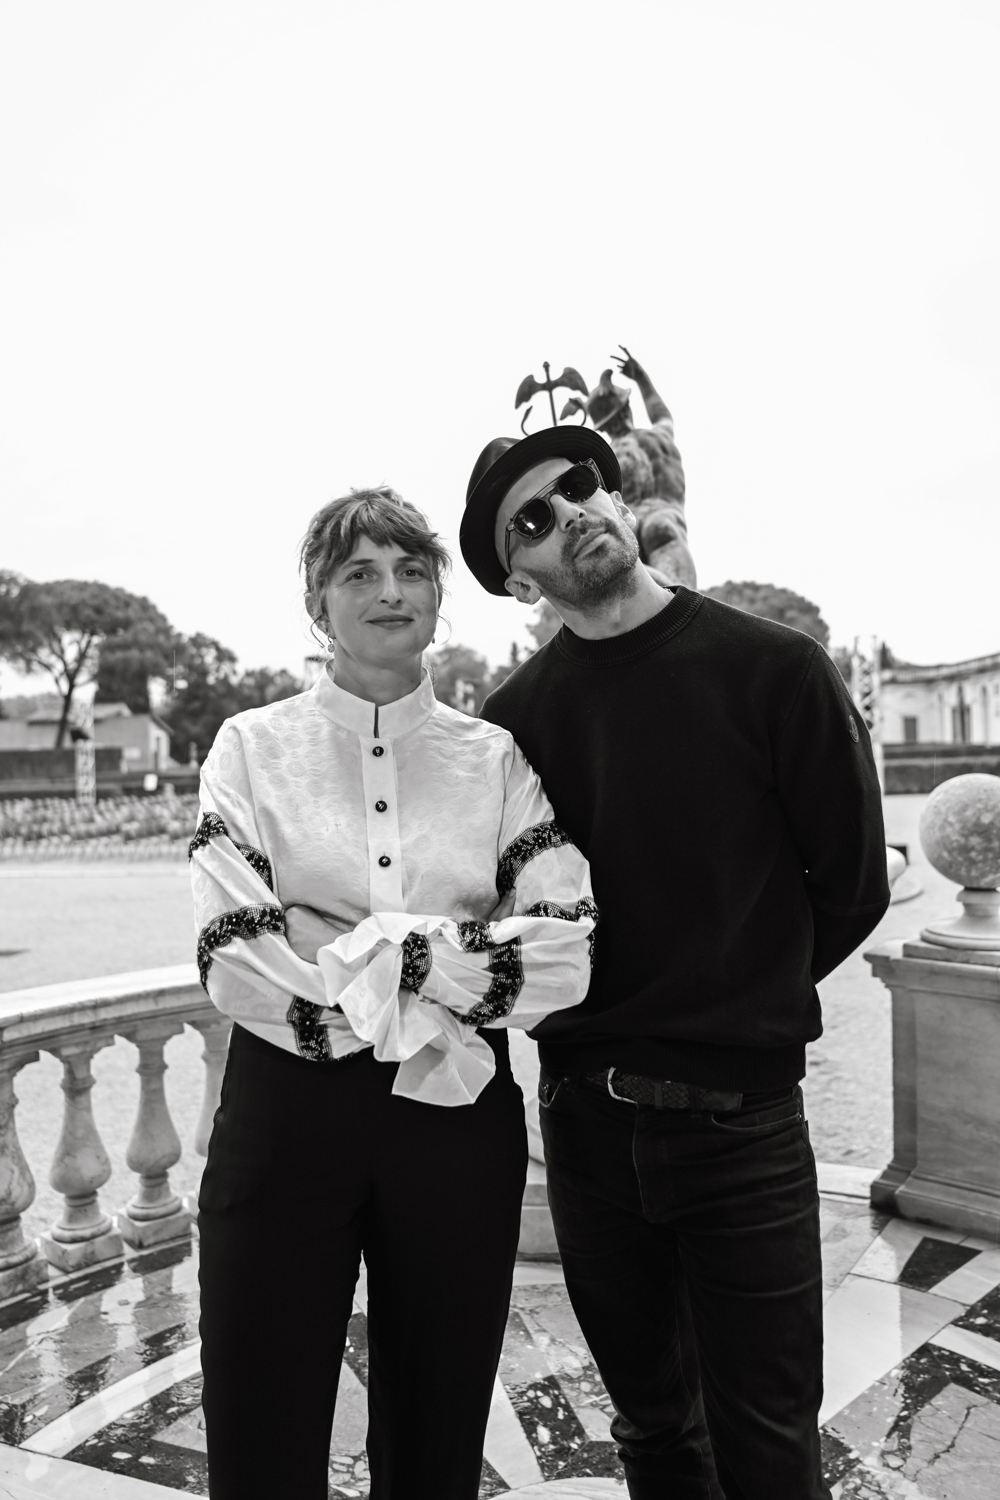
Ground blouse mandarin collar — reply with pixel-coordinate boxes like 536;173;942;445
312;665;438;739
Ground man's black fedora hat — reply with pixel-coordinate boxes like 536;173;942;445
460;427;623;596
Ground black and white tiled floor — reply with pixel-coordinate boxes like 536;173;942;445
1;1174;998;1497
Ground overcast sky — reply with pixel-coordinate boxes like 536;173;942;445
2;0;998;690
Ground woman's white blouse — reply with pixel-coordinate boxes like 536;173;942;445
190;669;596;1106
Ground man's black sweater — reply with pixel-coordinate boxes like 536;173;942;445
481;588;890;1091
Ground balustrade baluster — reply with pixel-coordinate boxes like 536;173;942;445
40;1036;124;1272
0;1051;48;1299
182;1018;231;1221
117;1019;192;1248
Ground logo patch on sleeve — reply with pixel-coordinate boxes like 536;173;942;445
848;715;860;742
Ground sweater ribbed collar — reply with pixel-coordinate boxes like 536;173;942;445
554;586;703;666
312;665;437;738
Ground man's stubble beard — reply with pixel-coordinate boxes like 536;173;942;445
529;517;641;612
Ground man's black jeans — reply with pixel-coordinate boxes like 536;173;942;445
538;1070;830;1500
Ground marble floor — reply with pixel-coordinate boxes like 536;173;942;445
0;1169;998;1498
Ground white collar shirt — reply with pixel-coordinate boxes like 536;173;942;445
191;668;596;1105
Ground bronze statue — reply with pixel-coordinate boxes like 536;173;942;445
582;347;694;588
517;346;694;587
514;362;589;431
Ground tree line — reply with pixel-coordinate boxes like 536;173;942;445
0;570;844;763
0;573;300;762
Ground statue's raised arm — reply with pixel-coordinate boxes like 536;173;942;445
586;346;695;588
611;346;672;427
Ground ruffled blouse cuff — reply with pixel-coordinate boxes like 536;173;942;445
316;913;495;1107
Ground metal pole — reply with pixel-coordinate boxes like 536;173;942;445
542;362;558;426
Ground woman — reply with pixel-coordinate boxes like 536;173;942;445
192;486;596;1499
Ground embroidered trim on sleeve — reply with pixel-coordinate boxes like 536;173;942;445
496;822;573;899
400;931;432;994
453;922;524;1025
524;897;599;969
188;811;227;858
287;996;334;1062
197;903;285;989
231;841;274;891
188;812;274;891
523;897;599;924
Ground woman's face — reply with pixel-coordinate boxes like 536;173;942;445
322;539;439;669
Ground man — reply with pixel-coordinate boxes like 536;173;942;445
459;425;889;1500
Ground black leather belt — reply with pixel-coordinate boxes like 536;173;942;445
585;1068;743;1113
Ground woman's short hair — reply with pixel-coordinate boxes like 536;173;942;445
301;486;451;629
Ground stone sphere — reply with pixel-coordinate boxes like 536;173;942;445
919;773;1000;888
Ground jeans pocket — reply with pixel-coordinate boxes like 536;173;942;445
538;1071;566;1110
710;1102;804;1135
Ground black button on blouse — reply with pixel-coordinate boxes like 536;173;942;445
378;855;391;868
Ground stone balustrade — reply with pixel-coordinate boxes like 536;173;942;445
0;967;556;1299
0;965;229;1299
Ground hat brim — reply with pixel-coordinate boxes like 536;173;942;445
460;426;623;597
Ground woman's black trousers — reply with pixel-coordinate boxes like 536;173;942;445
198;1024;528;1499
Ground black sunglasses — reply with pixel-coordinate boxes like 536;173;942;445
503;459;605;571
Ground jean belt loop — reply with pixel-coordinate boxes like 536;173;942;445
654;1079;664;1110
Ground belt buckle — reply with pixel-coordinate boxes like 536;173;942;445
605;1068;636;1105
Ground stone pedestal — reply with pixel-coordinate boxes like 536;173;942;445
866;937;1000;1237
39;1225;124;1274
0;1254;49;1302
118;1203;193;1249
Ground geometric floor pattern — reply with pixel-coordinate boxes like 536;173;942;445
1;1182;999;1497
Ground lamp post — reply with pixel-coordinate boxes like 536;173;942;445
851;636;884;792
72;697;96;806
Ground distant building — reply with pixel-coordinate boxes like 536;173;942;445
0;702;175;771
881;651;1000;746
89;704;176;771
